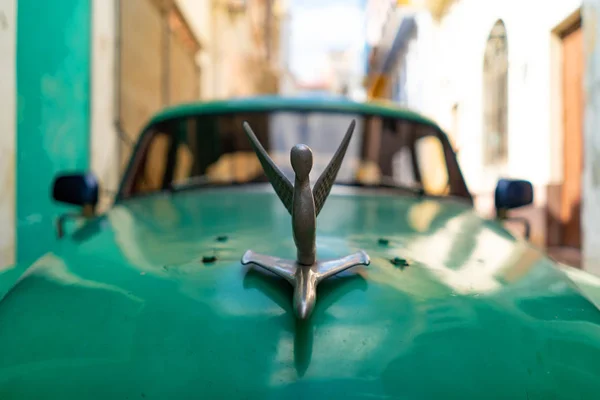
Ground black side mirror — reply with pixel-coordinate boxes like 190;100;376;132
495;178;533;211
494;178;534;239
51;173;99;238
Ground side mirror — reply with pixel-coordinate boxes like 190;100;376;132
51;173;99;238
495;178;533;211
494;178;534;239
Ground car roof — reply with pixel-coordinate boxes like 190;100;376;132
147;94;441;129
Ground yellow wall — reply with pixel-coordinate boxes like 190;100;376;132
367;75;389;100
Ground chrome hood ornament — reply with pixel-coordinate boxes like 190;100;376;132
240;120;370;319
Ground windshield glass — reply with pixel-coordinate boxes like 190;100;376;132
120;111;469;200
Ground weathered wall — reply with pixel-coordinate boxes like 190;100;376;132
0;0;15;268
116;0;201;177
583;0;600;273
169;29;200;104
16;0;92;264
390;0;582;249
178;0;282;98
2;0;203;267
278;0;294;94
175;0;212;98
118;0;165;169
430;0;581;195
91;0;120;211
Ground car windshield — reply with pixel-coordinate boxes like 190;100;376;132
119;110;470;200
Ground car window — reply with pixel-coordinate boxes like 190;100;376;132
392;147;416;187
269;112;362;183
173;142;194;184
415;135;450;195
133;131;172;194
120;110;468;200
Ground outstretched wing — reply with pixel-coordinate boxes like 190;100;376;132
312;120;356;216
243;121;294;214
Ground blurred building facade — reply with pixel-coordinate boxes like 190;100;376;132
282;0;368;98
0;0;285;267
0;0;203;266
177;0;285;98
583;0;600;273
276;0;296;95
325;46;369;101
0;0;15;267
365;0;586;267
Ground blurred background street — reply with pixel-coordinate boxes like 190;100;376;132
1;0;600;273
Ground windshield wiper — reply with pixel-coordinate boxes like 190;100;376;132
168;175;268;193
339;177;426;197
167;176;234;193
378;180;426;197
169;175;429;198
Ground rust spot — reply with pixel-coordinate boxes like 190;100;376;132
390;257;409;269
202;255;217;264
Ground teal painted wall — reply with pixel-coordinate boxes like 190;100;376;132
16;0;92;264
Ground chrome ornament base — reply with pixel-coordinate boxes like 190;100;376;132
242;250;370;319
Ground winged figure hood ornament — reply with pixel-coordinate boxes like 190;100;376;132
241;120;370;319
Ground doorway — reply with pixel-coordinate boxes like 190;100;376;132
560;16;583;251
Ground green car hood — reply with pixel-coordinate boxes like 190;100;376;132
2;185;600;399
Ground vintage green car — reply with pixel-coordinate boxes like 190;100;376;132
2;96;600;398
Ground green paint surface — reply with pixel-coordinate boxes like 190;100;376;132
16;0;91;264
2;186;600;398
